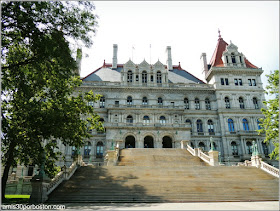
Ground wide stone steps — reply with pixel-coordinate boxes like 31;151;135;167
47;149;279;203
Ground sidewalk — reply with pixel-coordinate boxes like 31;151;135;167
61;201;279;210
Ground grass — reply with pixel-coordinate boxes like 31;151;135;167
3;195;30;204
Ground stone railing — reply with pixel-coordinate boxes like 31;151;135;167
260;161;279;178
197;149;211;164
46;161;78;196
105;146;120;166
186;144;196;156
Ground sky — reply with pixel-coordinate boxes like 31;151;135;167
80;1;279;95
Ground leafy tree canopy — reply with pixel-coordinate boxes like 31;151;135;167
1;1;100;199
258;70;279;160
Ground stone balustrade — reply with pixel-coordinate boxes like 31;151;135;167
198;149;211;164
260;161;279;178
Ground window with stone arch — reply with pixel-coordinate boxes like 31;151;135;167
96;141;104;158
157;71;162;83
142;96;148;106
127;70;133;83
195;98;200;110
158;97;163;107
253;97;259;109
127;96;133;106
205;98;211;110
239;97;245;109
207;119;214;133
143;115;150;125
198;142;205;151
225;97;230;109
231;141;238;155
159;116;166;124
243;118;249;131
142;71;147;84
185;119;192;132
126;115;133;123
184;98;189;109
246;141;252;154
100;96;105;108
228;118;235;132
84;141;91;157
257;119;262;130
196;119;203;132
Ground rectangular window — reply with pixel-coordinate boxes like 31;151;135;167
225;78;229;85
234;79;238;86
248;79;252;86
252;79;256;86
171;102;175;107
136;75;139;81
151;75;153;82
115;101;119;107
239;79;242;86
221;78;224;85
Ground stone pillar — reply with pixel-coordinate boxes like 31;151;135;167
209;150;219;166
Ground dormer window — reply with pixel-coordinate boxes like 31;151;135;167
127;70;133;83
157;71;162;83
231;53;236;64
142;71;147;83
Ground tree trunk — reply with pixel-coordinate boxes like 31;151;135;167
1;142;16;201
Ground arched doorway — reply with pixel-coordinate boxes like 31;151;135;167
125;135;136;148
162;136;172;148
144;136;154;148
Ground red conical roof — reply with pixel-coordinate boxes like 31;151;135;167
209;37;228;67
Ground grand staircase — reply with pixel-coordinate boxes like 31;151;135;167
47;149;279;203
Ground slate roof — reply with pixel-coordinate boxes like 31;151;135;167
82;63;205;84
209;36;258;69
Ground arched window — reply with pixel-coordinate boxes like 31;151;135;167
84;142;91;157
239;97;244;109
225;97;230;109
205;98;211;110
253;97;259;109
184;98;189;109
96;142;104;158
126;115;133;123
257;119;262;130
127;70;133;83
196;119;203;132
228;119;234;132
262;141;269;156
207;119;214;133
246;141;252;154
158;97;163;106
157;71;162;83
231;141;238;155
185;119;192;132
159;116;166;124
127;96;133;106
142;97;148;106
231;53;236;64
100;96;105;108
195;98;200;110
243;118;249;131
143;115;150;124
190;142;194;148
97;118;105;134
142;71;147;84
198;142;205;151
209;142;217;150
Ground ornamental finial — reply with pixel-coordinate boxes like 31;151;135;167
218;28;221;38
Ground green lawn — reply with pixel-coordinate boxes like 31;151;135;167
3;195;30;203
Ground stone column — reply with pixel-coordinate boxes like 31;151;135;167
209;150;219;166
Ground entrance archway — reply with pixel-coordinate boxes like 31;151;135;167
144;136;154;148
125;135;136;148
162;136;172;148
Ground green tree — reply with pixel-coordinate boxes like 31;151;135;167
258;70;279;160
1;1;101;200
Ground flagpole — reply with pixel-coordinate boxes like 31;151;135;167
149;44;151;64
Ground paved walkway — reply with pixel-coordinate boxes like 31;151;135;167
61;201;279;210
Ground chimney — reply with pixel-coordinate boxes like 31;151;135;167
200;53;208;76
112;44;118;69
76;48;82;76
166;46;173;70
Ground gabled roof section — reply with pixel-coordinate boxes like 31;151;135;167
139;59;150;67
244;58;258;68
209;37;228;67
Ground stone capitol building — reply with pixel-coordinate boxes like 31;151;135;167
58;32;276;167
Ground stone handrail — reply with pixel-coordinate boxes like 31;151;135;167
46;172;64;195
197;148;211;164
186;144;195;156
45;161;77;196
260;161;279;178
